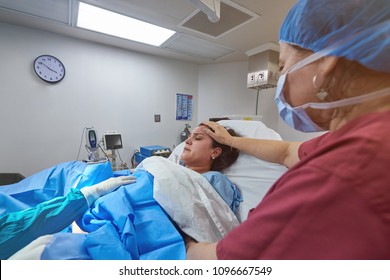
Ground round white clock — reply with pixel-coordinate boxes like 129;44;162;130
33;55;65;83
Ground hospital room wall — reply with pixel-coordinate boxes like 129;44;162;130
197;63;323;141
0;22;320;177
0;23;200;177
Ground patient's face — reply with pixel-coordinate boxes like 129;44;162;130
180;125;216;171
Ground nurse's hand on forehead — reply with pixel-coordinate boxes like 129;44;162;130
202;122;233;146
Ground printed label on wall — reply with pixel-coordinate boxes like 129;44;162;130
176;93;193;120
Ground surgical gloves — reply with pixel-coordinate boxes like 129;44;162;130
80;175;136;206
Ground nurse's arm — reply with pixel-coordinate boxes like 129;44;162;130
186;240;218;260
203;122;301;168
204;122;302;167
231;137;302;168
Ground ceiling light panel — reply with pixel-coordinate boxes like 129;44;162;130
77;2;175;46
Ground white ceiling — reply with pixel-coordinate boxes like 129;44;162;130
0;0;297;64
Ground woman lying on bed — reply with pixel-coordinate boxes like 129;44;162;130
0;124;241;260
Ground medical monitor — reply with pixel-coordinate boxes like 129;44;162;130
104;133;123;150
86;129;97;149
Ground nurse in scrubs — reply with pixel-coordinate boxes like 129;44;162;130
188;0;390;259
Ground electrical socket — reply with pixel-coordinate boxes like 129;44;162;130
257;71;265;81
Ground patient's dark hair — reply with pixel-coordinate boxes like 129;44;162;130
200;124;240;172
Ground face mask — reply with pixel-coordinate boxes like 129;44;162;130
274;49;329;132
275;73;324;132
275;48;390;132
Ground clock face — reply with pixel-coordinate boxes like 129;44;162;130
33;55;65;83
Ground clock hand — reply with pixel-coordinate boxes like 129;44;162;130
38;62;58;74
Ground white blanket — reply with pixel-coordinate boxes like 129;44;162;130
139;156;239;243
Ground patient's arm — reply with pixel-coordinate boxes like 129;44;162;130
204;121;301;168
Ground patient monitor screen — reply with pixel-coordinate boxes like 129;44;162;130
104;134;123;150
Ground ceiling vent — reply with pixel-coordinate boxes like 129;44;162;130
180;0;259;38
162;33;234;60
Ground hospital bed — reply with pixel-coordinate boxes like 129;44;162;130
0;120;287;260
169;119;288;222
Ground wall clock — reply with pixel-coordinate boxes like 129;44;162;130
33;55;65;83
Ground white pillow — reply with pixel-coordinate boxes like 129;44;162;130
168;120;287;222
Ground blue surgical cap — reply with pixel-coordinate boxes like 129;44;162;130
279;0;390;73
